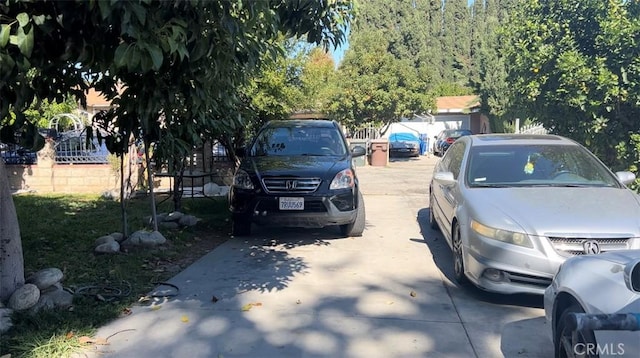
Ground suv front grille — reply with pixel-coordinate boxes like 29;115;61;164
262;177;322;193
548;237;630;256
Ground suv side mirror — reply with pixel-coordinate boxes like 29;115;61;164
351;145;367;157
624;259;640;293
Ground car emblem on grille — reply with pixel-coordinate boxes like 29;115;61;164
286;180;297;190
582;240;601;255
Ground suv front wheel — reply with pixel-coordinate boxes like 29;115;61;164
339;191;365;237
232;213;251;236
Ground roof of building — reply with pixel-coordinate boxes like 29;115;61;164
85;88;112;108
436;95;480;114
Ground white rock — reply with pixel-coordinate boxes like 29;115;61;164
204;182;221;196
109;232;125;242
164;211;183;222
94;235;116;246
179;215;199;227
0;308;13;335
218;186;230;197
29;287;73;314
26;268;64;290
140;231;166;247
8;284;40;311
41;282;63;294
159;221;180;230
95;240;121;254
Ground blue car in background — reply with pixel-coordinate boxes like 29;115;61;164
389;132;422;158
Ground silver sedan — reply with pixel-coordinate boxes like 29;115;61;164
429;134;640;295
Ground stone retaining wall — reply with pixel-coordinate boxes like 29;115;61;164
5;160;124;194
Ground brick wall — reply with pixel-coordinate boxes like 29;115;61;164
5;157;131;194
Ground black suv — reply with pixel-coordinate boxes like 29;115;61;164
229;119;367;237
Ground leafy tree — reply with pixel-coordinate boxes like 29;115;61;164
502;0;640;170
473;0;522;133
23;95;79;130
299;47;338;113
441;0;472;85
328;30;435;131
1;0;352;302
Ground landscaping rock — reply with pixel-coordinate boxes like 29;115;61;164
26;268;63;290
159;221;181;230
109;232;125;242
122;230;167;248
95;235;116;246
0;308;13;335
139;231;166;247
204;182;221;196
179;214;199;227
41;282;63;294
164;211;183;222
29;287;73;314
101;189;120;200
8;284;40;311
95;240;121;254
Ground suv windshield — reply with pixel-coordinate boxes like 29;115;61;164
250;125;347;157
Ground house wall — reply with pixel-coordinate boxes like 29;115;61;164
384;114;473;152
470;113;492;134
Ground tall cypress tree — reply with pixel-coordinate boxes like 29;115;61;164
441;0;472;85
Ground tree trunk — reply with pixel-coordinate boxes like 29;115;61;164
0;160;25;302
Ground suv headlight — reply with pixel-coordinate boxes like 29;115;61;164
330;169;355;190
233;169;254;190
470;220;533;248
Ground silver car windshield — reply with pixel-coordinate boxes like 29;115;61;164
250;126;347;157
466;144;621;188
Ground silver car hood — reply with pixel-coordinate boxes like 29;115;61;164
466;187;640;237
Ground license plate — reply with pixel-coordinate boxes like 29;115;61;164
279;197;304;210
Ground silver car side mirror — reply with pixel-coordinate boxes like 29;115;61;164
433;171;456;184
615;171;636;185
623;258;640;293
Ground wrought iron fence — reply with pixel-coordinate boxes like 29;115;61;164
53;128;110;164
0;143;37;165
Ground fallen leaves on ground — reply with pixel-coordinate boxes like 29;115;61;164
78;336;109;345
241;302;263;311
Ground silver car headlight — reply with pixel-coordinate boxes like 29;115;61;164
330;169;355;189
470;220;533;248
233;169;254;190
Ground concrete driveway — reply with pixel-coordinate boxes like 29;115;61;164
89;155;554;358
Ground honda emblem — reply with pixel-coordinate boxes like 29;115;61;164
286;180;297;190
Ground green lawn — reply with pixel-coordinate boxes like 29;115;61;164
2;193;231;358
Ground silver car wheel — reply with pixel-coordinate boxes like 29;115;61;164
429;191;439;231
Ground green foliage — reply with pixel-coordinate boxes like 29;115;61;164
328;30;436;131
502;0;640;171
22;96;79;129
1;1;353;156
3;194;230;357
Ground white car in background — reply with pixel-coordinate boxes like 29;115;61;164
544;250;640;358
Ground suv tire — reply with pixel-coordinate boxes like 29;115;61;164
232;214;251;236
340;190;365;237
